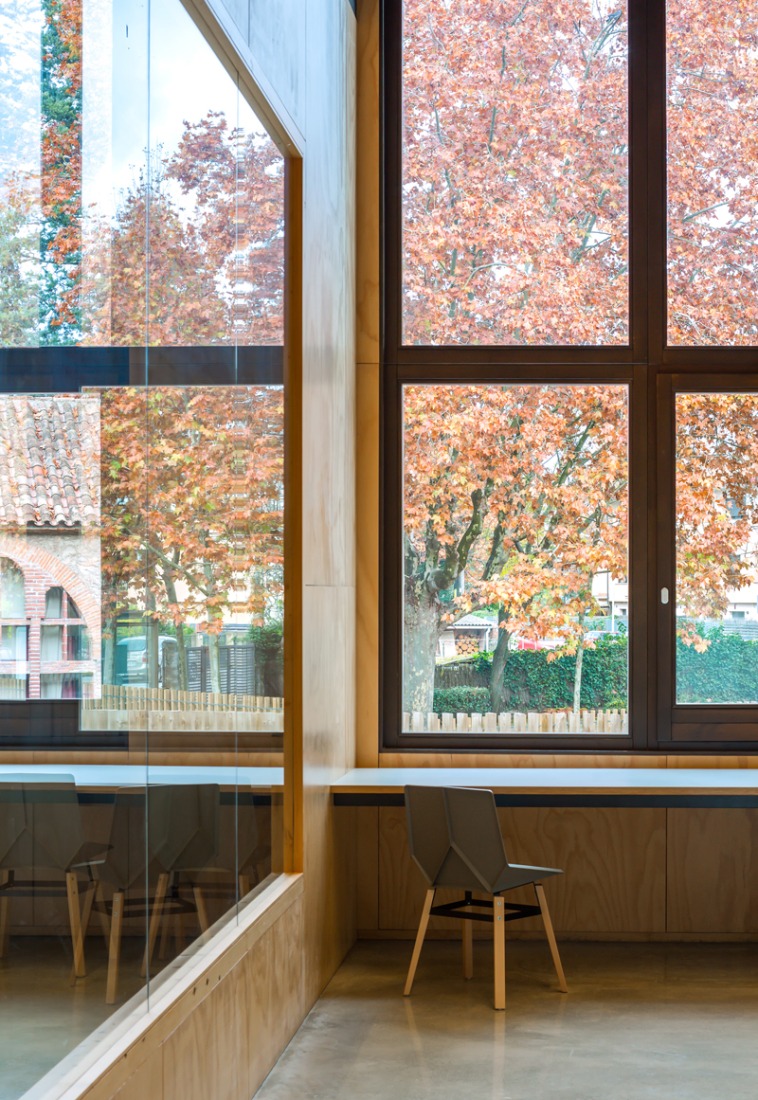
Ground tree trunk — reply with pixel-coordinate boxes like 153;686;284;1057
102;617;116;687
403;574;441;714
162;571;188;690
489;615;511;713
573;645;584;715
207;631;221;694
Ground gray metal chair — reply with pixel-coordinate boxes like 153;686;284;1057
404;785;568;1010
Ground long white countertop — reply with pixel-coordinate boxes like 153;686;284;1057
332;767;758;799
0;764;283;789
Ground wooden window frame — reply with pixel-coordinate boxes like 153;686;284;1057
380;0;758;753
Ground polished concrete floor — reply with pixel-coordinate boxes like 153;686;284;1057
256;939;758;1100
0;935;147;1100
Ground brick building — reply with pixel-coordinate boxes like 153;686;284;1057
0;395;101;699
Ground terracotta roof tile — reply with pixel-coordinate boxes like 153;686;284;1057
0;395;100;528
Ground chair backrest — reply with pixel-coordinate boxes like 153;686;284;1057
405;785;510;894
153;784;219;873
0;775;82;873
99;788;153;890
99;784;220;890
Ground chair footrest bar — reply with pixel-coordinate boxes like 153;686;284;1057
430;898;541;923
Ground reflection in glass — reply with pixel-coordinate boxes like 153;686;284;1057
667;0;758;346
403;384;629;734
402;0;629;346
0;0;285;1084
0;0;285;348
676;393;758;702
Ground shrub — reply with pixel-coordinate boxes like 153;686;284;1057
432;686;492;714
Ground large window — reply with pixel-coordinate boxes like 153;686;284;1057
384;0;758;751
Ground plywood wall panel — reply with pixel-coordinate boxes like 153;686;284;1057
246;0;306;129
667;810;758;933
246;897;306;1090
110;1053;163;1100
499;808;666;934
356;0;380;366
377;806;667;937
356;360;380;768
163;958;249;1100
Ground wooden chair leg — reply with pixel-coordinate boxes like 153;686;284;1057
69;879;97;982
238;874;251;899
95;882;111;948
142;871;169;978
404;887;435;996
106;891;124;1005
159;910;172;959
0;871;10;959
193;885;210;934
493;894;506;1010
535;882;568;994
462;894;473;980
173;913;185;954
66;872;87;979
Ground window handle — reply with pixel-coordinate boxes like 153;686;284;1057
661;587;669;605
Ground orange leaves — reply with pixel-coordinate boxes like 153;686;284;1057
97;385;284;628
404;383;629;648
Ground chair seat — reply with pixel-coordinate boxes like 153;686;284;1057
493;862;562;894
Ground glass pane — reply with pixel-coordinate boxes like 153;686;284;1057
95;383;284;716
667;0;758;346
676;393;758;702
402;384;629;734
402;0;629;346
0;0;285;1085
0;0;284;348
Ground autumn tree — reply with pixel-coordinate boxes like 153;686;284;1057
403;0;628;346
667;0;758;345
403;385;629;715
675;393;758;652
39;0;82;344
0;175;37;345
99;384;284;693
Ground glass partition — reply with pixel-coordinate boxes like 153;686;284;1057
0;0;286;1090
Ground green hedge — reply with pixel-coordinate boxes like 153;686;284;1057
433;628;758;711
432;686;491;715
676;627;758;703
434;636;628;712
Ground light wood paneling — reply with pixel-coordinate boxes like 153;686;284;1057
355;806;379;930
377;805;667;937
355;0;380;770
379;754;667;769
247;898;305;1090
356;360;380;768
356;0;380;366
110;1054;163;1100
499;807;666;934
667;809;758;933
247;0;306;130
164;958;249;1100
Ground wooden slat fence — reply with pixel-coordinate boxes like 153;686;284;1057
80;685;284;733
403;709;628;734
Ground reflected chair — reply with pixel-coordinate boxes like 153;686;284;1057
142;784;219;974
84;784;219;1003
0;775;109;979
403;785;568;1010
